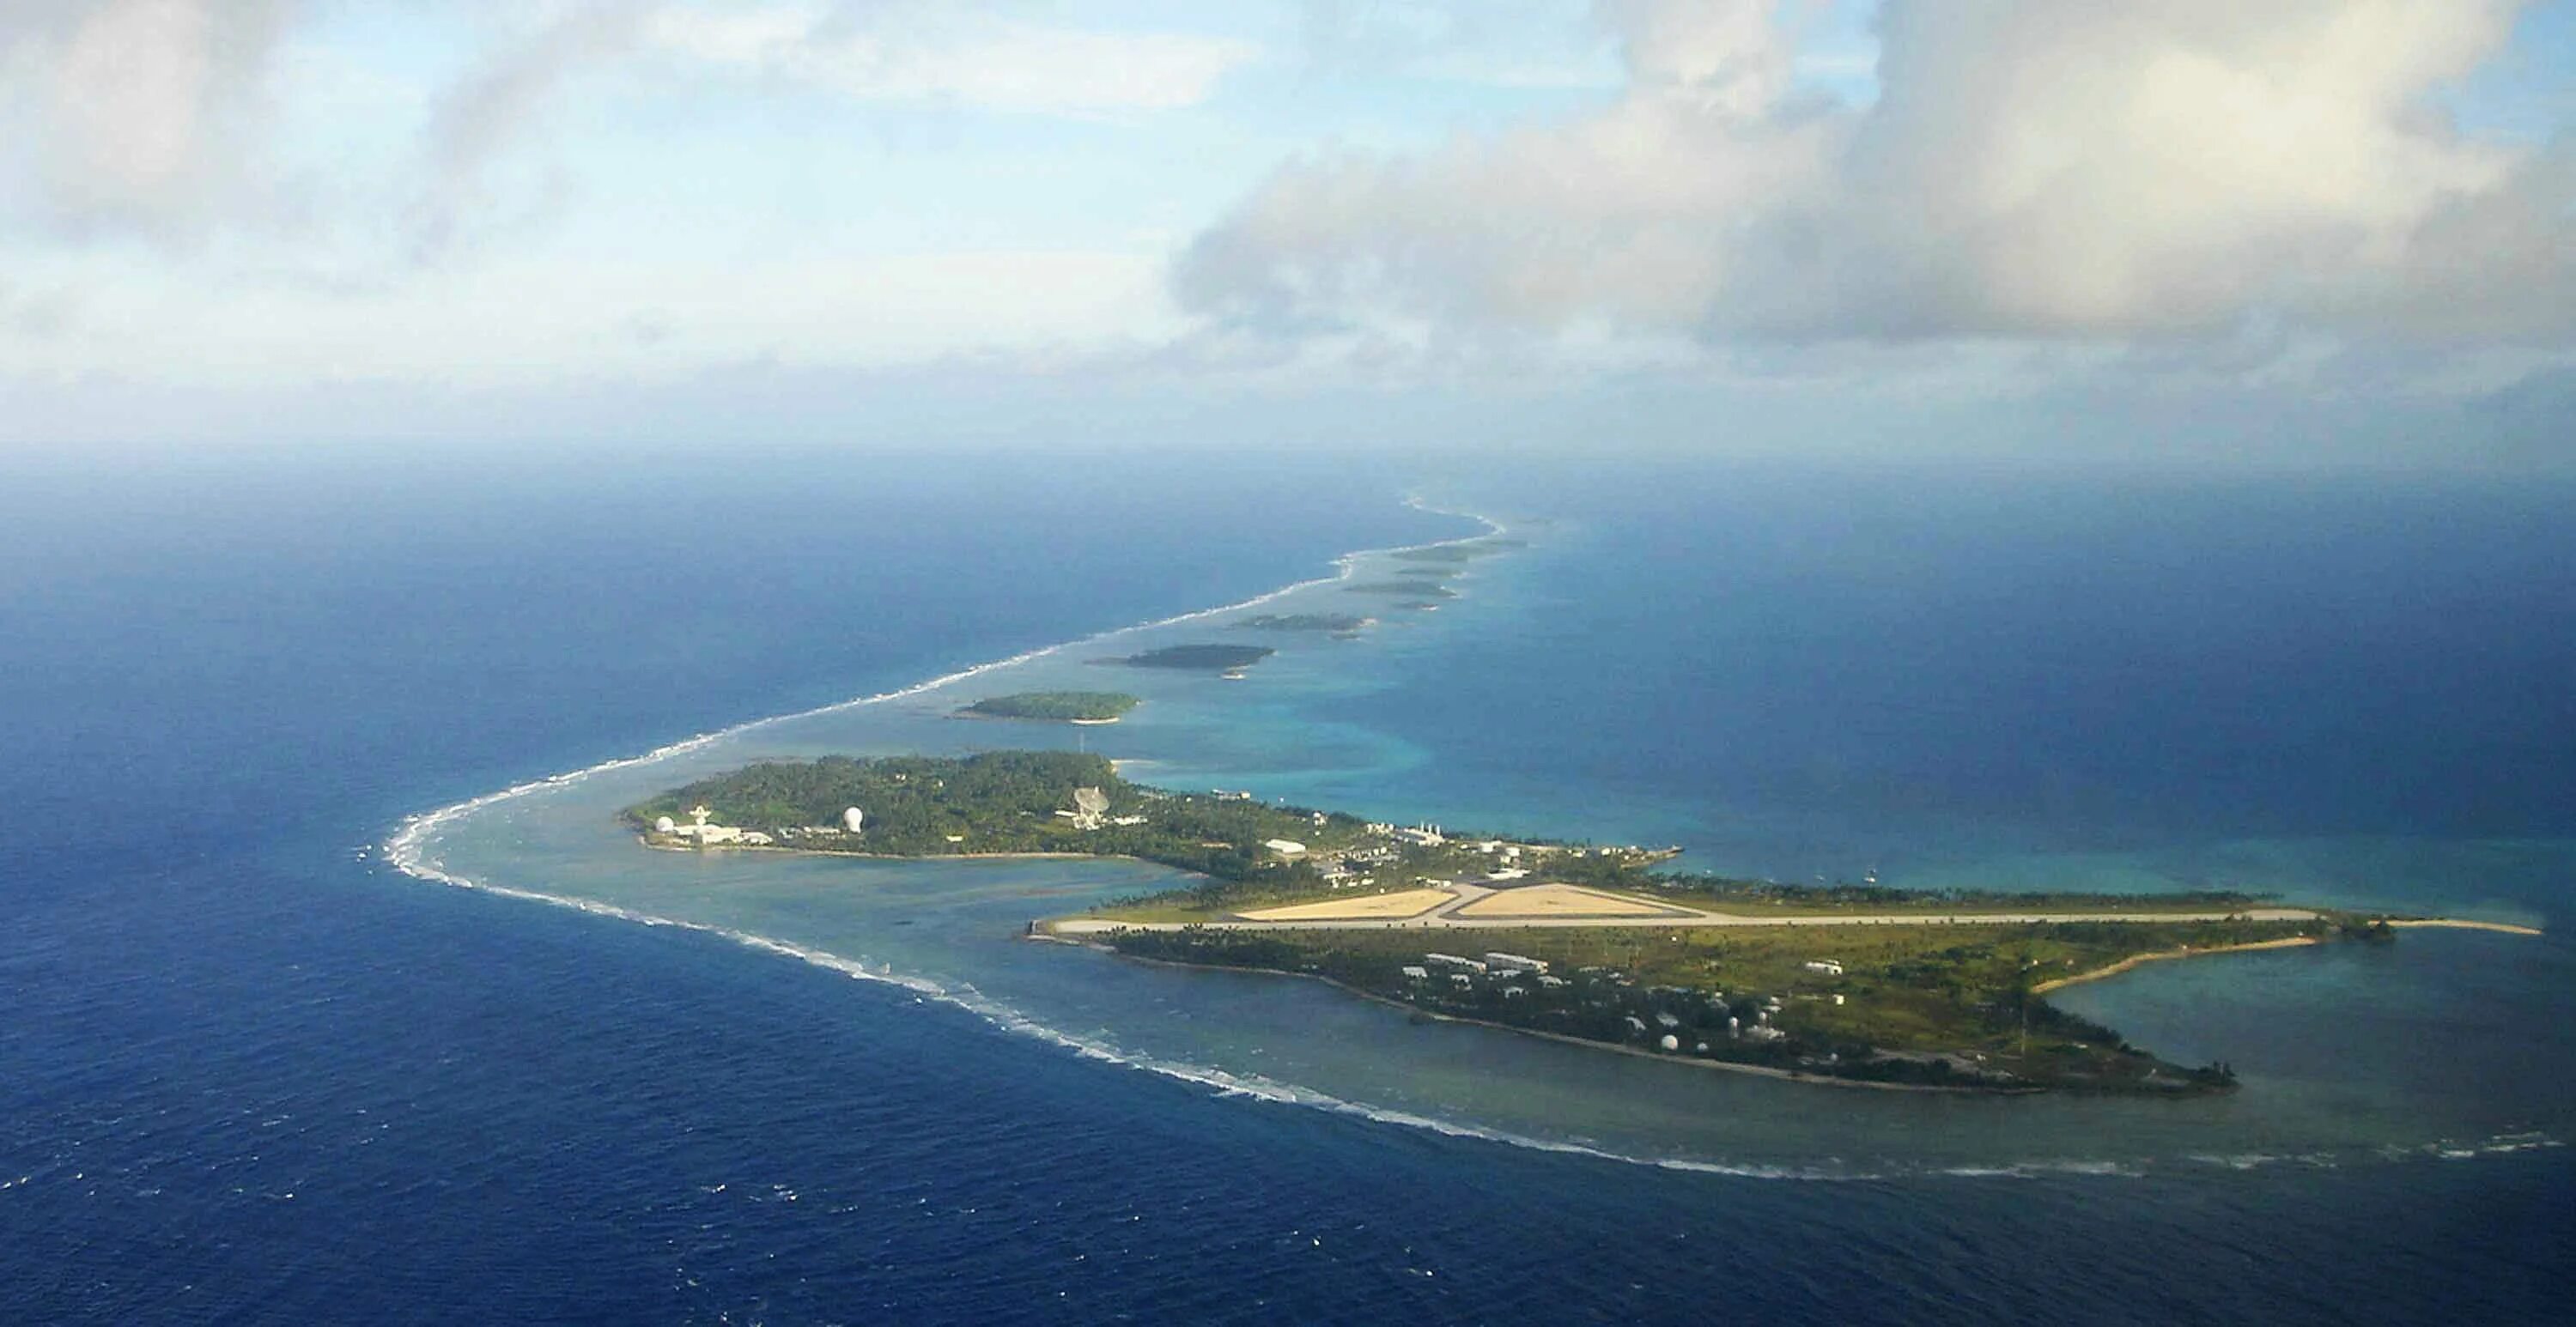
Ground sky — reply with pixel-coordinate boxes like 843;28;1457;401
2;0;2572;462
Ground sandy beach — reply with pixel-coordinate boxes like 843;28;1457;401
2385;918;2546;936
2029;936;2325;995
1044;935;2036;1094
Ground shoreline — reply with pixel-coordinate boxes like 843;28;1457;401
641;836;1130;864
1036;912;2537;1094
949;710;1127;726
1038;935;2038;1094
2028;936;2324;994
395;482;2561;1130
388;495;1508;883
2028;918;2549;997
2385;918;2546;936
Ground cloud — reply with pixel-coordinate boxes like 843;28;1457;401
0;277;82;342
410;3;650;262
0;0;297;234
1290;1;1616;88
1178;0;2575;351
0;1;1255;259
402;2;1260;259
643;3;1260;114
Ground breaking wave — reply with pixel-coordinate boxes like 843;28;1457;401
380;498;2557;1184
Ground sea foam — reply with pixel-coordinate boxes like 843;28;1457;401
380;500;2559;1184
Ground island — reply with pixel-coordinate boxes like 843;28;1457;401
625;752;2535;1094
957;691;1140;724
1104;644;1275;672
1344;580;1457;600
1236;613;1374;634
1388;545;1489;564
1387;536;1522;563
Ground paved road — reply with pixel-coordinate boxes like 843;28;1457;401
1051;906;2324;935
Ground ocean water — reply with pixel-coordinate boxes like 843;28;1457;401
4;445;2571;1323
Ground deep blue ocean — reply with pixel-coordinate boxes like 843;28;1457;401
3;445;2570;1324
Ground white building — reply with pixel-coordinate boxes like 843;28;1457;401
1802;960;1845;977
1263;839;1309;857
1483;952;1548;974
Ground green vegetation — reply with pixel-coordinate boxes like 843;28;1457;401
1235;613;1372;633
1388;537;1520;563
1099;919;2318;1093
957;691;1140;722
629;748;2402;1095
1345;580;1457;599
1109;644;1276;670
1556;864;2268;917
626;752;1370;876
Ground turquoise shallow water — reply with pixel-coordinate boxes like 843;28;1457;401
23;452;2569;1323
398;499;2576;1179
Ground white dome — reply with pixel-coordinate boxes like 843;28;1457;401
1659;1034;1680;1052
653;816;676;833
842;806;866;833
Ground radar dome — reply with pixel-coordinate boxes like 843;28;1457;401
842;806;866;833
653;815;676;834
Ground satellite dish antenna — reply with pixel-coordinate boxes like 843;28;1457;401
842;806;866;833
1073;787;1109;816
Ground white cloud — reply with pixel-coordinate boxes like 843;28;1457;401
410;3;650;263
2;246;1176;385
1178;0;2575;351
0;1;1256;258
644;3;1260;114
1;0;297;233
